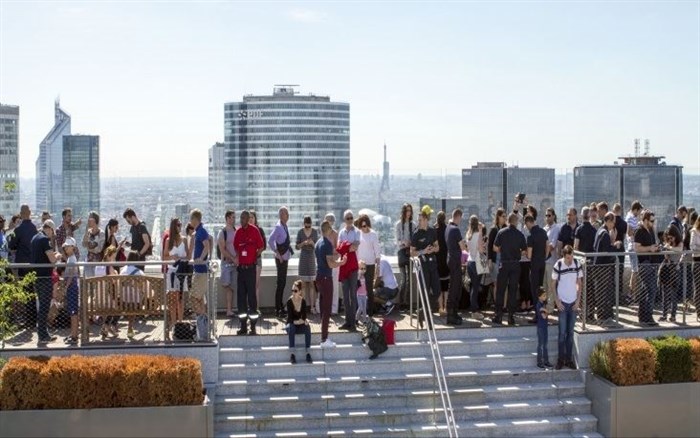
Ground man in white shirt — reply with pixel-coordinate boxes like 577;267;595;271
552;245;582;370
543;208;561;313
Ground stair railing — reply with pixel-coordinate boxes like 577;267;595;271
410;256;459;437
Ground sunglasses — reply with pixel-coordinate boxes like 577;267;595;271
649;219;656;223
292;288;300;293
345;217;353;221
545;214;552;217
361;224;369;228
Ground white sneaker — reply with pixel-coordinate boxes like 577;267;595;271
471;312;484;320
320;339;336;349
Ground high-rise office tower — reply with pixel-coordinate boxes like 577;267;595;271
174;203;191;228
574;142;682;226
461;162;555;225
0;104;20;214
62;135;100;219
36;99;71;213
378;143;390;214
208;142;225;222
223;85;350;230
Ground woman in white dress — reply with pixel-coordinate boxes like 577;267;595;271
164;217;189;328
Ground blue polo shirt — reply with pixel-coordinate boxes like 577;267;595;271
193;223;210;274
315;237;334;278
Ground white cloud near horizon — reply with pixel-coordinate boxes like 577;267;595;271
288;8;327;23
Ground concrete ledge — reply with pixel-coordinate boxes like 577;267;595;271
0;396;213;438
585;372;700;437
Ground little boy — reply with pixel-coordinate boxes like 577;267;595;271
356;262;368;324
62;237;80;345
536;287;552;369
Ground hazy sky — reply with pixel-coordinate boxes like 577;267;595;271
1;1;699;178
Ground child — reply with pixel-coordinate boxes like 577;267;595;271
536;287;552;369
356;262;368;324
62;237;80;345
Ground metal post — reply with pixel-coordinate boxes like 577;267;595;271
409;261;414;328
581;258;587;331
163;269;169;342
682;258;687;325
614;258;620;325
80;269;89;344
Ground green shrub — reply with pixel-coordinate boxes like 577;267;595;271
648;335;693;383
608;338;656;386
589;341;611;381
0;355;204;410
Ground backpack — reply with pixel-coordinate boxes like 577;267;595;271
363;318;388;359
554;258;581;292
173;321;196;341
216;229;227;260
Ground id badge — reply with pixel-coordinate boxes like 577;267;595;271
242;250;248;257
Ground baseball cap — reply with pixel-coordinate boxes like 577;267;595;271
62;237;77;248
420;205;434;217
42;219;56;231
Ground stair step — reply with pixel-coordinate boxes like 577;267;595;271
219;337;559;361
215;397;592;432
219;351;552;380
215;381;585;414
217;367;582;396
216;325;561;347
214;414;598;437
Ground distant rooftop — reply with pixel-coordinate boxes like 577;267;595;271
0;104;19;116
242;85;332;102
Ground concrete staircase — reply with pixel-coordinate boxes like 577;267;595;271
215;325;600;437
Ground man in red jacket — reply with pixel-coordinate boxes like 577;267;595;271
233;210;265;335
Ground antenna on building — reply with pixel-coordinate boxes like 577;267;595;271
634;138;640;157
644;139;650;156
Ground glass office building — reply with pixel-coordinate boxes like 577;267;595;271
574;160;682;226
62;135;100;219
36;100;71;214
461;163;555;225
223;86;350;231
0;104;20;214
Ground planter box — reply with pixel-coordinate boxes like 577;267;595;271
0;396;213;438
585;372;700;437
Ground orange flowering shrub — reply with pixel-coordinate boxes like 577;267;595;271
0;355;203;410
608;338;656;386
689;338;700;383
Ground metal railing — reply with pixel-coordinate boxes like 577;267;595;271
572;249;700;330
1;259;219;348
410;256;459;437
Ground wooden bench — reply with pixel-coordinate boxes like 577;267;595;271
82;275;165;319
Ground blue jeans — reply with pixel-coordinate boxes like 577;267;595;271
288;323;311;349
638;263;658;323
537;323;549;364
558;302;576;363
467;261;481;312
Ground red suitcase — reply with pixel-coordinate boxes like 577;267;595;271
382;319;396;345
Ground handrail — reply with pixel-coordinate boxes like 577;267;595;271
573;249;700;258
411;257;459;437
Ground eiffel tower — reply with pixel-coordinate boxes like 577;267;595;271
379;142;390;214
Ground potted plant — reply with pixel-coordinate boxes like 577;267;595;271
0;354;213;438
586;336;700;437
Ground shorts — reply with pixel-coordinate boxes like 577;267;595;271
191;273;208;301
220;263;238;287
66;280;79;316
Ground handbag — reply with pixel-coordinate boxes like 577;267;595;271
475;252;490;276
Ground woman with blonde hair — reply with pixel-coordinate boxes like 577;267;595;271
164;217;189;328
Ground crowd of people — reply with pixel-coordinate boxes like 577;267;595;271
1;197;699;368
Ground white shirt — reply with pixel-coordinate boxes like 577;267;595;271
552;257;583;304
357;230;381;265
378;256;398;289
466;231;481;262
544;223;561;265
625;212;639;251
690;228;700;252
166;240;187;272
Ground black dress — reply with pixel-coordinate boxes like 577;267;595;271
435;223;449;291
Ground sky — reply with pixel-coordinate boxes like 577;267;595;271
1;1;699;178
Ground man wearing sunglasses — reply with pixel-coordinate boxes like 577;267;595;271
634;210;662;326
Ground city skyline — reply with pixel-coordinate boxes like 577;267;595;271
1;1;699;178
